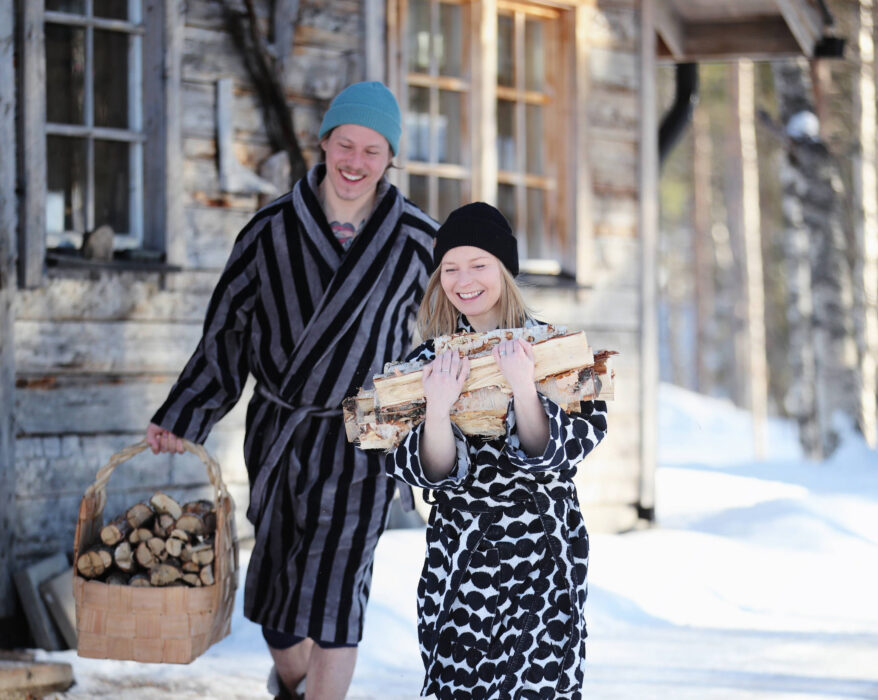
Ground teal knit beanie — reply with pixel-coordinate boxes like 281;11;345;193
318;81;402;155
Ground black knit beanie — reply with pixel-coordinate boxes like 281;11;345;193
433;202;519;276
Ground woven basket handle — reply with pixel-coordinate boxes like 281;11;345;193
85;439;229;515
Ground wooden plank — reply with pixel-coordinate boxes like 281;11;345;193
675;18;802;61
654;0;685;59
639;0;659;519
589;47;638;91
574;4;596;285
12;553;69;650
0;659;74;694
164;0;186;267
14;320;204;373
39;568;77;649
374;331;593;408
775;0;824;57
17;1;46;288
0;0;17;617
585;0;638;51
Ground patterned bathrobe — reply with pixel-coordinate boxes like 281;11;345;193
151;164;436;644
385;320;608;699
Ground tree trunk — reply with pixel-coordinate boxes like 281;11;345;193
773;58;861;458
692;106;715;394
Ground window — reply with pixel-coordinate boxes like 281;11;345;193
18;0;178;285
44;0;145;250
391;0;578;276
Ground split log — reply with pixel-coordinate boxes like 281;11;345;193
99;515;132;546
182;560;201;574
183;542;215;566
105;572;130;586
175;513;207;537
345;343;617;450
113;541;135;573
182;500;217;534
150;491;182;520
199;564;215;586
169;528;190;543
129;573;151;587
373;329;593;408
135;538;165;569
76;547;113;579
182;573;203;587
149;560;183;587
126;503;154;530
152;513;176;539
128;527;153;544
165;535;185;558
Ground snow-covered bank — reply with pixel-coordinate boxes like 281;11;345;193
41;384;878;698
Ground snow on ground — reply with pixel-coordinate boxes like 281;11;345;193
41;384;878;698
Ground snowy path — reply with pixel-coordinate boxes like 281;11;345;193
41;385;878;698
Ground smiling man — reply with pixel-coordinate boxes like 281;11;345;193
146;82;437;700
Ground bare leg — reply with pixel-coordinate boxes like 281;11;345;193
305;646;357;700
269;638;314;695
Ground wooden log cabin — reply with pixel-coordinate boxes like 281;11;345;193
0;0;837;628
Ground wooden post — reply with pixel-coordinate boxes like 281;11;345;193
853;0;878;447
736;60;768;459
638;0;658;521
692;106;714;394
0;0;17;616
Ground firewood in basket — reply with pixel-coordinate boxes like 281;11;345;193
182;500;217;533
106;572;130;586
182;572;203;587
128;527;153;544
165;535;185;558
149;560;183;587
199;563;215;586
76;547;113;579
126;502;155;530
114;541;135;573
175;512;207;537
150;491;183;520
151;512;176;539
182;560;200;573
129;573;151;587
169;528;190;543
135;540;160;569
183;542;215;566
100;515;132;546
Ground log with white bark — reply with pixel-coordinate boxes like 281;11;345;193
99;515;132;546
76;547;113;579
149;492;183;520
125;503;154;530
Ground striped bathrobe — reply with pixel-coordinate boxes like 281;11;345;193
151;164;436;644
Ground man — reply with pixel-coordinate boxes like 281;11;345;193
147;82;436;699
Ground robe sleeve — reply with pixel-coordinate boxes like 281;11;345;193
503;396;608;472
150;226;262;443
385;421;473;490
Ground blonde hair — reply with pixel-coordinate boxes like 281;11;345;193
417;262;531;339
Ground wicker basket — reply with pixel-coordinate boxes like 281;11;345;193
72;440;238;664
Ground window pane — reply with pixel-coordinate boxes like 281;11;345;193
438;3;462;77
407;0;430;72
525;104;543;175
46;135;87;233
526;188;545;258
94;30;130;128
94;139;130;234
438;90;461;164
94;0;128;20
525;19;545;91
408;175;428;214
498;184;517;234
497;99;516;171
437;178;462;221
406;86;430;162
46;24;85;125
497;15;514;87
46;0;85;13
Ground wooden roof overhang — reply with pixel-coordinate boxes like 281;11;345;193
656;0;838;62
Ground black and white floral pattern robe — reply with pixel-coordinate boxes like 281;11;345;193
152;164;436;644
385;320;608;699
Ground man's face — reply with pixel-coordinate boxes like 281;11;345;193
321;124;393;205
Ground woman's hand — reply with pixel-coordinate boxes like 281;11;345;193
146;422;186;455
422;350;470;416
493;338;536;397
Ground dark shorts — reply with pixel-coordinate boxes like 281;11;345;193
262;626;357;650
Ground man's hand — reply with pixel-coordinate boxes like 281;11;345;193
146;422;186;454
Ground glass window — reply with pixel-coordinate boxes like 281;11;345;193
44;0;144;248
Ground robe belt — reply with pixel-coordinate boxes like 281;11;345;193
423;481;576;514
247;383;343;524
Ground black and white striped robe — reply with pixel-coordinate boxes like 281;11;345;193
151;164;436;644
385;319;608;699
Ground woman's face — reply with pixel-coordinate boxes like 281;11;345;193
321;124;393;205
440;246;503;331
